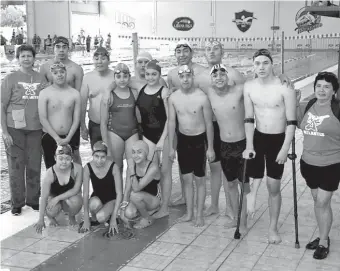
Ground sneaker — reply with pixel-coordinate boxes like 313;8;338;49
27;204;39;211
306;237;330;250
313;245;329;260
11;207;22;216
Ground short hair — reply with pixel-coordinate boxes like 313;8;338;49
253;49;273;63
16;44;36;59
314;72;339;94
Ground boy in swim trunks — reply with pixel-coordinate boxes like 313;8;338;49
38;61;81;169
168;65;215;227
34;145;83;233
121;140;161;229
243;49;297;244
40;36;84;164
79;141;123;234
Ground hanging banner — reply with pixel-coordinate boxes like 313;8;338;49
295;7;322;34
232;10;257;33
173;17;194;31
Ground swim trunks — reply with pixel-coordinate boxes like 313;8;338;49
88;162;117;204
71;126;80;151
41;132;79;169
107;88;138;141
220;139;248;182
88;120;102;149
177;132;207;177
136;85;167;145
212;121;221;163
247;129;285;180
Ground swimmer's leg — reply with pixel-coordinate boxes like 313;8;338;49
107;131;125;171
204;162;222;216
194;175;206;227
222;174;234;220
124;133;139;178
171;135;185;206
62;194;83;226
267;177;282;244
46;197;62;227
89;196;103;224
96;200;115;224
225;179;239;228
124;202;138;220
177;173;194;223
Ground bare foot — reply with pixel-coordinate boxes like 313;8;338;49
177;213;193;223
239;225;248;235
170;197;186;207
268;229;282;244
69;215;77;226
194;216;205;227
246;192;256;219
224;219;237;229
152;208;170;219
133;218;153;229
49;217;59;227
224;209;234;221
203;206;219;217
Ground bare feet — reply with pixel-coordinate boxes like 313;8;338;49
69;215;77;226
194;216;205;227
203;206;219;217
133;218;153;229
239;225;248;235
224;219;237;229
49;217;59;227
152;208;170;219
177;213;193;223
246;192;256;219
268;229;282;244
170;197;186;207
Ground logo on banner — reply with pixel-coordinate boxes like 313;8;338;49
173;17;194;31
232;10;257;33
295;7;322;34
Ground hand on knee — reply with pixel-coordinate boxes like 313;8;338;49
46;204;61;218
89;197;102;213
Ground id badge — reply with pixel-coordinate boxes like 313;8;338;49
12;109;26;129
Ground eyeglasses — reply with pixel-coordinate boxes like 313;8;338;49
114;70;130;75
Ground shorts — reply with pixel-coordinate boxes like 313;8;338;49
212;121;221;163
247;129;285;180
41;132;79;169
300;159;340;192
88;120;102;149
220;139;248;183
71;126;80;150
177;132;206;177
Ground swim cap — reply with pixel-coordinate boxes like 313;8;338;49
94;47;110;59
210;64;228;75
178;65;193;75
132;140;149;156
253;49;273;63
137;51;152;62
55;144;73;156
175;40;192;51
54;36;69;47
114;63;130;75
145;59;161;74
205;40;223;49
50;61;66;72
92;141;108;155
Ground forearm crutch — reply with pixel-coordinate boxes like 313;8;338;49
234;153;253;239
288;137;300;248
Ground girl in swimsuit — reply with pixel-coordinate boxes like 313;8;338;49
79;141;123;235
34;145;83;233
121;140;161;229
132;60;172;219
100;63;139;171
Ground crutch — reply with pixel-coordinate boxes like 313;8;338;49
234;153;253;240
288;137;300;248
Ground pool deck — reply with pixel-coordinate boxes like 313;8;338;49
1;66;340;271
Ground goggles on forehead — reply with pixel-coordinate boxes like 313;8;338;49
253;49;273;62
210;64;228;75
114;69;130;75
178;67;193;75
205;40;222;48
50;62;66;72
56;144;72;156
175;44;191;50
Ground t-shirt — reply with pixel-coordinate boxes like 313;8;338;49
301;101;340;166
1;70;46;130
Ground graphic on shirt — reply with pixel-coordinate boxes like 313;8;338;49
18;82;40;99
303;112;329;136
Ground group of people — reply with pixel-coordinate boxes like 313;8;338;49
1;35;339;260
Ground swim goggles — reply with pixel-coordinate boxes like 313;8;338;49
178;65;193;75
114;69;130;75
175;44;191;50
210;64;228;75
205;40;222;48
253;49;273;62
56;144;73;156
50;62;66;72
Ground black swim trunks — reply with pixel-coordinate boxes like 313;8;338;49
41;132;79;169
247;129;285;180
71;126;80;151
212;121;221;163
220;139;248;183
177;132;207;177
88;120;102;149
